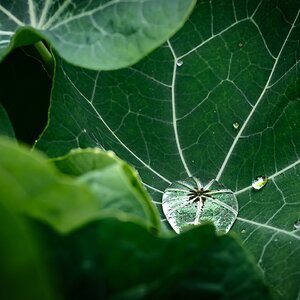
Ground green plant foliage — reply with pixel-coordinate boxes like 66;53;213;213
52;148;161;230
0;0;196;70
36;1;300;298
40;218;271;300
0;202;58;300
0;104;15;139
0;137;271;299
0;137;100;233
0;138;160;232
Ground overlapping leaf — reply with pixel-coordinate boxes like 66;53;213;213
52;148;161;230
37;0;300;299
0;202;58;300
0;104;15;139
0;0;195;70
40;218;271;300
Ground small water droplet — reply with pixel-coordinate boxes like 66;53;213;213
241;229;246;234
232;122;240;129
162;177;238;234
293;220;300;230
252;175;268;190
238;42;243;47
176;59;183;66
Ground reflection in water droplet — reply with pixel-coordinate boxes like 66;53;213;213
252;176;268;190
233;122;240;129
294;220;300;230
162;177;238;234
241;229;246;234
176;59;183;67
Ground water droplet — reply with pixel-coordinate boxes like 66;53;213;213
293;220;300;230
176;59;183;67
162;177;238;234
233;122;240;129
252;176;268;190
238;42;243;47
241;229;246;234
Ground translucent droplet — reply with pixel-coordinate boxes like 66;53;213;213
294;220;300;230
238;42;243;47
241;229;246;234
252;176;268;190
162;177;238;234
176;59;183;67
233;122;240;129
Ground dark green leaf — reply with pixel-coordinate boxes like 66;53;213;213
0;104;15;139
41;218;271;300
0;0;196;70
37;1;300;298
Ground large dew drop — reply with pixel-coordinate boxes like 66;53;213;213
162;177;238;234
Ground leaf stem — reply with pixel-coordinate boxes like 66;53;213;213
34;41;54;77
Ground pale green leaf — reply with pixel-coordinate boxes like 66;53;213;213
0;137;100;233
0;0;196;70
52;148;161;230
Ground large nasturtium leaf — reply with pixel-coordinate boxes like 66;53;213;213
41;218;271;299
0;0;196;70
37;0;300;299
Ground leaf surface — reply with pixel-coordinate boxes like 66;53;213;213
0;137;100;233
52;148;161;230
0;202;58;300
37;0;300;298
41;218;271;300
0;104;15;139
0;0;195;70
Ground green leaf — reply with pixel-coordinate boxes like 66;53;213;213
0;202;58;300
37;1;300;298
52;148;161;231
41;218;271;299
0;104;15;139
0;0;196;70
0;137;100;233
